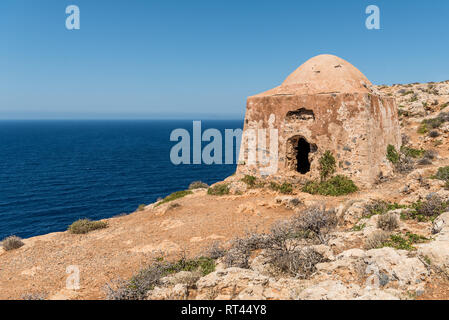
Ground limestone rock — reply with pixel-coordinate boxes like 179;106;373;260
418;212;449;273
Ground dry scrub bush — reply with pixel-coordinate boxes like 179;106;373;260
106;256;215;300
2;236;24;251
267;246;325;278
21;293;47;300
189;181;209;190
68;219;108;234
377;213;399;231
223;206;335;277
365;231;391;250
293;206;337;244
203;241;226;260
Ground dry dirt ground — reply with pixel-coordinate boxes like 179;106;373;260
1;81;449;300
0;170;444;300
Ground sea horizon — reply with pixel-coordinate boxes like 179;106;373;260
0;119;243;239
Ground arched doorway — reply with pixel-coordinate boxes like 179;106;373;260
296;138;311;174
286;136;316;174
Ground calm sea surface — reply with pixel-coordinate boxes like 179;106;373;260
0;120;242;239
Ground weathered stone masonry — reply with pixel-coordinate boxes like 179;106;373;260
237;54;401;187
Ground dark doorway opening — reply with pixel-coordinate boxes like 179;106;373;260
295;138;311;174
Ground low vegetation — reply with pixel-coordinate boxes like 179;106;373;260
405;194;449;222
207;183;230;196
188;181;209;190
386;144;415;174
137;204;146;211
383;233;429;251
400;146;425;159
241;175;257;188
319;151;336;181
433;166;449;182
223;206;335;277
417;112;449;134
1;235;24;251
302;175;358;196
363;200;405;218
365;231;428;251
377;213;399;231
106;256;215;300
302;151;357;196
269;182;293;194
68;219;108;234
156;190;193;206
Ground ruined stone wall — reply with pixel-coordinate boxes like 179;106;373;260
237;92;401;187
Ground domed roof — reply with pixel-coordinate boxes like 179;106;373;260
253;54;373;97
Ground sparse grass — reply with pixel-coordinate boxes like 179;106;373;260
319;151;336;181
302;175;358;196
207;183;230;196
188;181;209;190
68;219;108;234
156;190;193;206
269;182;293;194
1;236;24;251
441;102;449;110
137;204;146;211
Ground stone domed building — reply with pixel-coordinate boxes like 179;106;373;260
237;54;401;187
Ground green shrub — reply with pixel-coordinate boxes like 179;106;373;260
156;190;193;207
319;151;336;181
418;113;449;134
363;200;406;218
68;219;108;234
406;195;449;221
302;175;358;196
188;181;209;190
387;145;400;164
241;175;257;188
433;166;449;182
207;184;230;196
400;146;425;158
2;236;24;251
270;182;293;194
382;233;428;251
441;102;449;110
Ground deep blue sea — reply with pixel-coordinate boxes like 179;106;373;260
0;120;243;239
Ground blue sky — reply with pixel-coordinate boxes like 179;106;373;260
1;0;448;119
